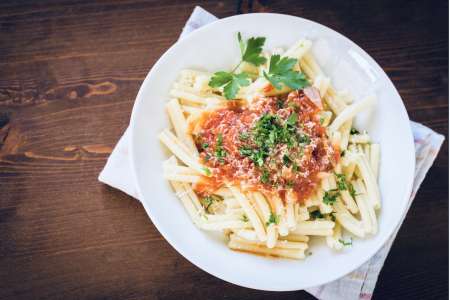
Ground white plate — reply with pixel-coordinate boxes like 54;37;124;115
129;13;415;291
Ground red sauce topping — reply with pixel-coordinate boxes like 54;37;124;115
194;90;337;203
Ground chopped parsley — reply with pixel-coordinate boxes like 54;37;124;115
349;183;357;198
202;167;211;176
276;99;284;109
200;196;214;211
323;189;339;205
309;210;324;219
286;112;298;126
241;214;249;222
297;133;310;145
239;132;250;141
260;169;270;184
330;212;336;222
338;238;353;246
350;128;360;135
239;147;267;167
282;154;291;166
335;173;348;191
215;133;227;163
200;195;223;213
266;212;280;226
202;143;209;149
237;104;311;170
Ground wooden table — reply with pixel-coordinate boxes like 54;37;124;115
0;1;448;299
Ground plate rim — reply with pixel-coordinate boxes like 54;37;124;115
129;12;416;291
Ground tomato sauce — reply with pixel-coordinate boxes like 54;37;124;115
194;90;337;203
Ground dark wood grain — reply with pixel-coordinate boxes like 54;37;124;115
0;0;447;299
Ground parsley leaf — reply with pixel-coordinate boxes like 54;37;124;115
263;55;309;90
237;32;246;56
238;32;267;66
209;71;233;87
209;71;251;100
266;212;280;226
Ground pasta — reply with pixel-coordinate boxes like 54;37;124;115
159;33;381;260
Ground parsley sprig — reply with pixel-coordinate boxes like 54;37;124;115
208;33;309;99
208;32;266;99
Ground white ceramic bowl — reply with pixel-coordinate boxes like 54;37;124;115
129;13;415;291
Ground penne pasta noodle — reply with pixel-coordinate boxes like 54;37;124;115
230;234;308;251
229;187;267;242
252;192;272;223
326;222;344;251
201;220;252;231
352;153;381;209
370;143;380;179
329;95;376;132
228;238;305;259
286;191;298;229
349;133;371;144
292;220;334;236
284;233;310;243
354;180;378;235
313;75;331;98
182;104;203;115
270;194;290;236
333;199;365;237
158;129;207;175
266;224;278;248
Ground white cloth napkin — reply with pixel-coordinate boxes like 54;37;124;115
98;6;445;299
